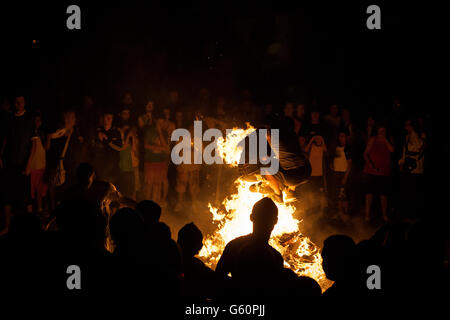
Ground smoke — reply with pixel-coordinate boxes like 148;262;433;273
294;188;379;248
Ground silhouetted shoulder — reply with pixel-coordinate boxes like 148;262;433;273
216;234;252;276
224;234;253;249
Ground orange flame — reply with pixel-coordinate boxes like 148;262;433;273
198;125;332;291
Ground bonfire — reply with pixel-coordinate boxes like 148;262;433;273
198;124;332;291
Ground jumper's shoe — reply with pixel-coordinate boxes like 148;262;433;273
250;182;275;195
249;182;284;203
249;182;263;193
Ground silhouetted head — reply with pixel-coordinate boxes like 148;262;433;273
310;108;320;123
175;110;183;125
56;199;106;249
329;103;339;116
103;112;114;129
281;268;322;298
338;130;348;146
122;92;133;106
155;221;171;239
296;103;305;118
34;114;42;130
250;197;278;242
321;235;357;282
283;102;294;118
405;118;420;135
145;100;154;113
109;207;144;248
177;222;203;258
136;200;161;225
14;95;25;113
162;107;171;120
296;276;322;297
119;197;138;209
89;181;121;216
120;107;131;122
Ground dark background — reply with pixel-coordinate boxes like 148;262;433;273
0;0;448;284
0;1;441;115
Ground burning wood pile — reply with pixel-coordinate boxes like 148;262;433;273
198;125;333;291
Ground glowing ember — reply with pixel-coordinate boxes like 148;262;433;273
199;125;332;291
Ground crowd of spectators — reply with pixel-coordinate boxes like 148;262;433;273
0;89;443;305
0;91;430;225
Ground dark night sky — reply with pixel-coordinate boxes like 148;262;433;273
0;1;447;225
0;1;441;115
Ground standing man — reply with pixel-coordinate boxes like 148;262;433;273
216;198;284;298
94;112;122;183
157;107;176;206
0;95;33;234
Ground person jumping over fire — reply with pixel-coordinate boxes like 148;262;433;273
238;117;311;203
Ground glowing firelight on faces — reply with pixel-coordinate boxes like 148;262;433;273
198;124;332;291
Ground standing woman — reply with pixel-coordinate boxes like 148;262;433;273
46;111;84;211
398;119;426;220
157;107;176;207
142;121;170;205
363;124;394;222
118;121;139;199
25;114;48;214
